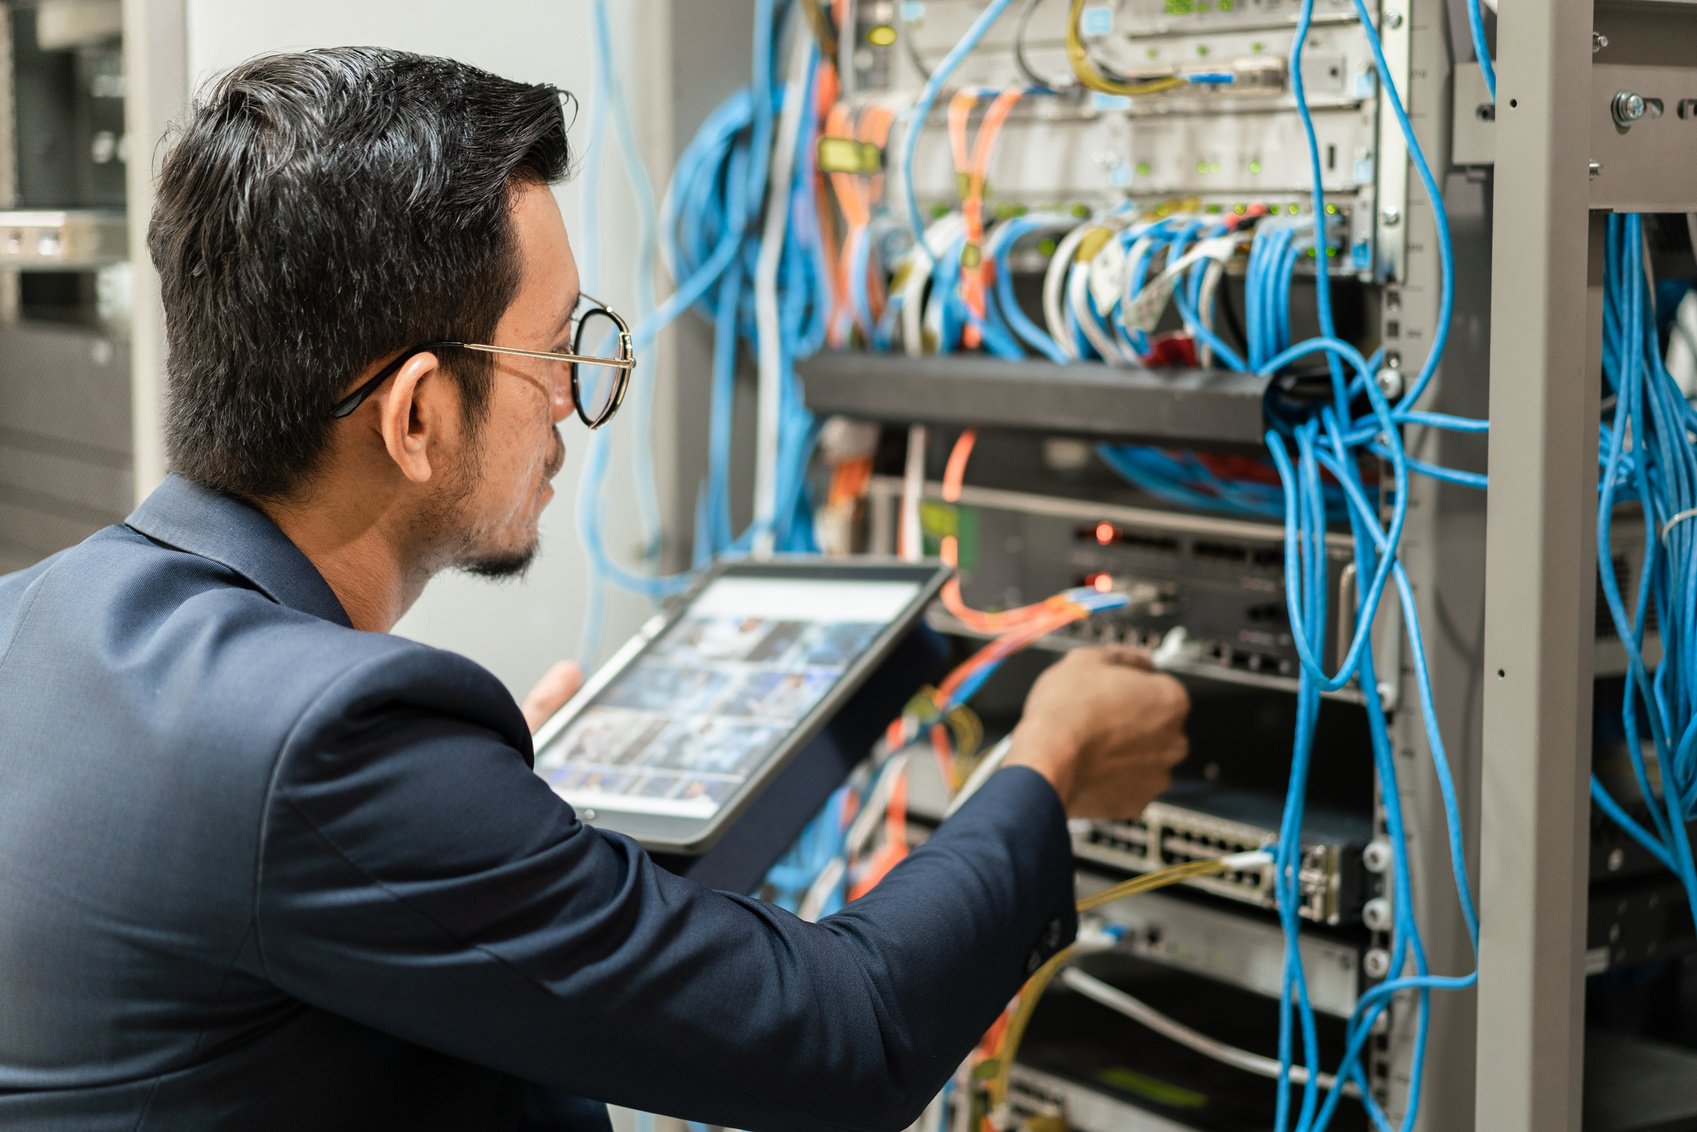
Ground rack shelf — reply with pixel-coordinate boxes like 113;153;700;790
796;352;1273;447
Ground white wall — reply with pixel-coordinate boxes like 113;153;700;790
174;0;682;695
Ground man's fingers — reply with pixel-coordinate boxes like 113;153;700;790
521;659;584;733
1093;644;1155;671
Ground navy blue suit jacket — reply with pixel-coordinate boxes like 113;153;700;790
0;475;1077;1131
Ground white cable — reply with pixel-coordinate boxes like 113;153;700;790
751;19;811;559
1058;967;1360;1096
1118;228;1160;353
837;0;859;95
1196;256;1230;367
1666;289;1697;399
918;1090;945;1132
1150;625;1200;670
1043;221;1097;359
846;752;910;861
797;855;846;922
1662;507;1697;541
1068;260;1130;364
943;734;1013;818
900;214;966;356
900;424;928;562
896;218;958;563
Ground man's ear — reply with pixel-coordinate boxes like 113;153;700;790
375;352;452;485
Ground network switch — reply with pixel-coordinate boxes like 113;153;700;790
1008;956;1370;1131
1588;875;1697;975
1074;779;1373;926
1074;875;1363;1017
868;476;1363;692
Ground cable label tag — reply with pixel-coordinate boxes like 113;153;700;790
1088;237;1128;313
817;136;882;175
1122;236;1237;335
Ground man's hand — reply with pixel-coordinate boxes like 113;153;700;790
520;659;585;733
1003;645;1189;820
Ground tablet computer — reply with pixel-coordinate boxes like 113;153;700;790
532;557;951;855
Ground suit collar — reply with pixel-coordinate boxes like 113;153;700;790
126;474;353;628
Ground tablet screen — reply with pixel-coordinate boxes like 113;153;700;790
536;575;924;820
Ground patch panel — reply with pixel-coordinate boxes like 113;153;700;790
847;0;1390;279
1074;779;1373;925
894;103;1375;203
903;756;1365;1015
889;0;1377;101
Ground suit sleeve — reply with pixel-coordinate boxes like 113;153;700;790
252;648;1077;1132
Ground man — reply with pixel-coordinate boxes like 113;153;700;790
0;48;1188;1131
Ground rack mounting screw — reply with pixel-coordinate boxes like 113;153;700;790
1380;206;1402;228
1364;948;1392;980
1593;32;1609;53
1363;898;1394;933
1384;9;1403;29
1590;160;1603;179
1363;839;1393;874
1375;369;1404;400
1613;90;1648;128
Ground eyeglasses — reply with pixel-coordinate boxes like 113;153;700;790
329;295;636;428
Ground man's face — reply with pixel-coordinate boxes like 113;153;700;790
437;182;579;579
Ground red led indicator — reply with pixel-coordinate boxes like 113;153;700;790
1095;522;1116;546
1090;573;1114;593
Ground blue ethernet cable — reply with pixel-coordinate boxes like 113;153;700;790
1468;0;1497;102
1269;342;1409;698
896;0;1021;261
1308;420;1481;1130
592;0;664;567
1289;0;1348;413
1346;0;1456;420
1593;213;1697;924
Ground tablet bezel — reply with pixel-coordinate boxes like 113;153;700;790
532;556;951;853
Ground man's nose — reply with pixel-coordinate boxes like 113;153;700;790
550;366;574;423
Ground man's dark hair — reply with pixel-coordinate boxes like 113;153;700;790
148;47;574;499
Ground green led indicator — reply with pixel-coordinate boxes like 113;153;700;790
1288;203;1302;215
1220;0;1235;9
1251;40;1264;53
931;203;950;219
1072;202;1090;218
1196;44;1210;57
1012;203;1029;217
1206;203;1223;214
1233;203;1248;216
1196;161;1209;174
1136;161;1153;176
1147;47;1160;61
1327;246;1338;258
1248;160;1263;175
1307;247;1318;258
1325;203;1340;216
1037;238;1058;256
